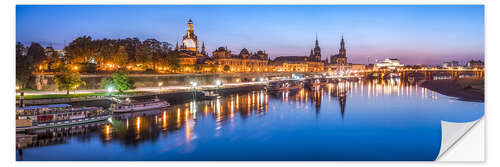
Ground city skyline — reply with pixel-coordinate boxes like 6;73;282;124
16;5;484;65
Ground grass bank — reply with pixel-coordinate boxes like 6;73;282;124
16;92;142;100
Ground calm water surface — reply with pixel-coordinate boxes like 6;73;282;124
16;79;484;161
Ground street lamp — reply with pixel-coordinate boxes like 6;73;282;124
158;82;163;92
215;80;222;87
215;80;222;95
107;86;113;96
190;81;198;100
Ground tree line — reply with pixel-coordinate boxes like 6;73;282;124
16;36;170;92
65;36;180;71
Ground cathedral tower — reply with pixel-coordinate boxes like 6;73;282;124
339;35;346;57
311;35;322;61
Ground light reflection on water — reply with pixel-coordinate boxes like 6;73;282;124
16;79;484;161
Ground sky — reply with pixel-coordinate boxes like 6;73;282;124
16;5;484;65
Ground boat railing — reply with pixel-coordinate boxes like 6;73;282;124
16;107;101;117
32;114;111;125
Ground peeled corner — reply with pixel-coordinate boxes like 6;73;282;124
436;119;482;160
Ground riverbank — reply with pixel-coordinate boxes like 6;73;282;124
420;79;484;102
23;84;266;108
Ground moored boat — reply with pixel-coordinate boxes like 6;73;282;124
16;104;110;132
304;78;321;87
267;79;303;91
112;97;170;113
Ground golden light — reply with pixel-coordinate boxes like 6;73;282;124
73;66;79;70
136;117;141;131
105;124;111;141
162;111;167;129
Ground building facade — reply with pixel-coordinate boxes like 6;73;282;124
271;56;324;72
375;58;404;70
443;61;460;69
466;60;484;69
212;47;269;72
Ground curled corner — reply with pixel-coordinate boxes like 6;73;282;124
436;118;482;160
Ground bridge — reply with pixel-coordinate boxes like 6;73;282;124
356;68;484;80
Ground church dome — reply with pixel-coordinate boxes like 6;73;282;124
240;48;249;55
217;47;226;51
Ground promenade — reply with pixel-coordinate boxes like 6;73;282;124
21;81;266;96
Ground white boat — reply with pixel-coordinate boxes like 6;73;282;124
267;79;303;92
112;97;170;113
16;104;110;132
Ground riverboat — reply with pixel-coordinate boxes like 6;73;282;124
112;97;170;113
267;79;303;92
304;78;321;87
16;104;110;132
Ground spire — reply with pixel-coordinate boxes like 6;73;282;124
339;35;346;57
201;41;206;54
175;41;179;51
315;34;319;47
341;35;345;49
310;49;313;57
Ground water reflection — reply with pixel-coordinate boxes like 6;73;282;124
16;79;484;161
17;80;429;149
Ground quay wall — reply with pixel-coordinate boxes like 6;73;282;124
24;85;266;108
31;72;303;91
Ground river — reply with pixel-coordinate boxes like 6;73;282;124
16;78;484;161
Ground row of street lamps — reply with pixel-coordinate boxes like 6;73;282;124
106;77;266;97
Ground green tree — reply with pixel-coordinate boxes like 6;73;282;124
134;43;152;69
143;39;162;70
167;51;180;72
102;71;135;93
113;46;129;69
54;67;86;94
100;78;114;90
16;42;31;89
65;36;95;64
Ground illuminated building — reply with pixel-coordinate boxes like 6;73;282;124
271;56;324;72
174;19;210;72
443;61;460;69
180;19;199;52
212;47;269;72
466;60;484;69
327;36;361;72
310;35;322;62
330;36;347;65
375;58;404;70
270;36;326;72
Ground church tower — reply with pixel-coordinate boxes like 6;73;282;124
339;35;346;57
201;41;206;56
312;35;322;61
337;35;347;65
181;19;199;53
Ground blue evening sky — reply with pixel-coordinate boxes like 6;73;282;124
16;5;484;65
